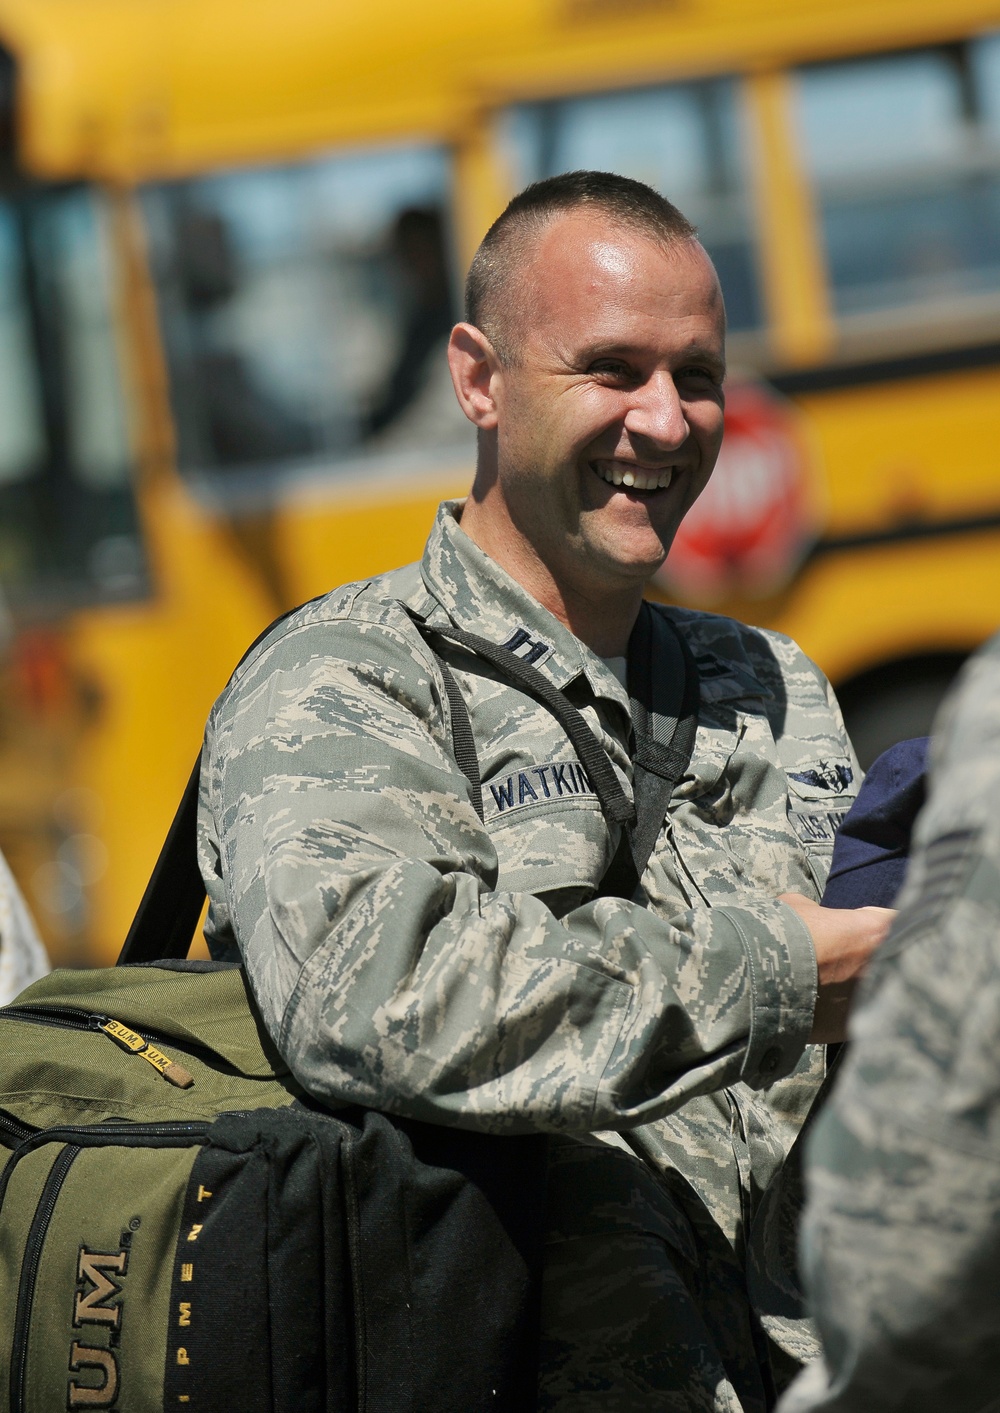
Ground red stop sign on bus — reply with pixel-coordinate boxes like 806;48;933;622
656;380;822;601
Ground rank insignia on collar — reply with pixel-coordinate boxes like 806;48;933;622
500;626;553;667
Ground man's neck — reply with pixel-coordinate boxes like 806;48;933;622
528;567;643;658
459;501;645;657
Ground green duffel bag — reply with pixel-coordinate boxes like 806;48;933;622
0;756;546;1412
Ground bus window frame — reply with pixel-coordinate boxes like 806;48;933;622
496;74;770;351
0;176;146;614
138;138;477;512
791;33;1000;361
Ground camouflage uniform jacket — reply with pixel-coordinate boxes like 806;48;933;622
199;501;857;1307
779;631;1000;1413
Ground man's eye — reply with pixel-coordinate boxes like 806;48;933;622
589;361;635;380
677;365;721;386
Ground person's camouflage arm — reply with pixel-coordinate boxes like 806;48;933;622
0;846;47;1006
199;587;818;1134
780;631;1000;1413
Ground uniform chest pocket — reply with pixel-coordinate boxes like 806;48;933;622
785;768;854;890
483;756;612;898
670;718;744;824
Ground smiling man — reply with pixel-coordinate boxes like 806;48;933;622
455;199;726;654
199;173;890;1411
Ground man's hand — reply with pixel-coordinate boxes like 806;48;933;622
779;893;896;1044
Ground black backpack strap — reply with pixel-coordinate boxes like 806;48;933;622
432;652;485;824
411;605;698;901
118;757;205;963
118;602;500;965
598;603;701;900
412;617;636;830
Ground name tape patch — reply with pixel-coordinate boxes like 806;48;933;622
485;759;595;817
788;806;848;847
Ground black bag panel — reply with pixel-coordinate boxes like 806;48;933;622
349;1112;546;1413
402;1118;546;1413
214;1109;356;1413
163;1109;357;1413
163;1143;274;1412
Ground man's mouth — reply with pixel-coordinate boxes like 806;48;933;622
592;462;674;492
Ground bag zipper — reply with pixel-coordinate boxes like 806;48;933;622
0;1117;210;1217
0;1109;38;1201
9;1143;81;1413
1;1003;199;1088
0;1107;37;1148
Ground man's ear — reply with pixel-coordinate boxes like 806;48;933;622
448;322;500;430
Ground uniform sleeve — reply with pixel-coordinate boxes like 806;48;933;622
779;637;1000;1413
201;607;818;1134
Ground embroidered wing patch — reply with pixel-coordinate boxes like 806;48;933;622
788;761;855;794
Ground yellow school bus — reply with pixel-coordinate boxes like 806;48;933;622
0;0;999;964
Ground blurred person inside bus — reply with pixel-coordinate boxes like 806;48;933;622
173;201;315;468
776;632;1000;1413
364;205;456;438
197;171;892;1411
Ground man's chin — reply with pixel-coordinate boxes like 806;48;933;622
582;534;670;587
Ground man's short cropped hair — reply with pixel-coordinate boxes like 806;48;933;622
465;170;698;365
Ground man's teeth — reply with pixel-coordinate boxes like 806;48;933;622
595;464;674;491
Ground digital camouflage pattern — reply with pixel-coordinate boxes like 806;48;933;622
779;631;1000;1413
199;501;860;1410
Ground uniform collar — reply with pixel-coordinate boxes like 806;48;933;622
419;500;632;714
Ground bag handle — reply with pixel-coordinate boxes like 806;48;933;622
118;758;205;964
117;602;318;966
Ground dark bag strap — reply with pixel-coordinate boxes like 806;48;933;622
431;652;485;824
116;607;556;964
598;602;701;900
118;603;316;965
416;603;700;901
413;618;636;829
118;755;206;964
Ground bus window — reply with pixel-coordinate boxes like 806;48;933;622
0;186;143;611
795;39;1000;323
142;145;472;500
501;80;763;333
0;211;45;484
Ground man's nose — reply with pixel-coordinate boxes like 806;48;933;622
623;373;689;450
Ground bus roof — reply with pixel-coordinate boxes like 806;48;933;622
3;0;1000;181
